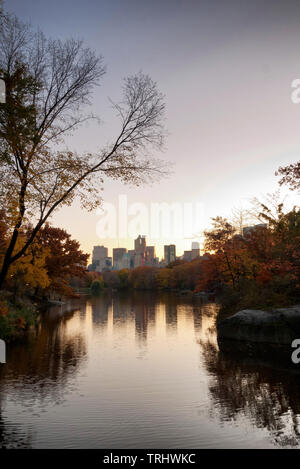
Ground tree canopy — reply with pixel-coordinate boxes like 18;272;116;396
0;9;167;288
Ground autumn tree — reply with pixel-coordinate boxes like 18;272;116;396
35;224;89;295
7;236;50;299
204;217;238;288
0;9;167;289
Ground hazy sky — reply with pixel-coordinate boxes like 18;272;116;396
7;0;300;258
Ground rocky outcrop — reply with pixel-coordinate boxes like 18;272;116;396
217;306;300;345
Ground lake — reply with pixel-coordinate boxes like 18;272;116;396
0;292;300;448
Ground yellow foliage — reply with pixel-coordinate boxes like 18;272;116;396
7;236;50;290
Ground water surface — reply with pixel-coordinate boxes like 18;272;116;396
0;292;299;448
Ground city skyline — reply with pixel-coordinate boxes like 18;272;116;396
6;0;300;260
91;235;187;271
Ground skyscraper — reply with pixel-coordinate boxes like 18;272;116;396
146;246;155;264
92;245;108;263
113;248;127;268
135;235;146;255
164;245;176;265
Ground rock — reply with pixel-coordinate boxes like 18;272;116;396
217;306;300;345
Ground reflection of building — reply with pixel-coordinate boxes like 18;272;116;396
91;296;111;326
164;245;176;265
135;303;149;344
165;303;177;331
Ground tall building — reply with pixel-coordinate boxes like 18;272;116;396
183;250;192;262
128;250;135;269
114;252;130;270
191;242;200;250
133;252;144;268
92;245;108;263
164;245;176;265
98;257;112;272
90;245;111;272
135;235;146;255
113;248;127;268
146;246;156;264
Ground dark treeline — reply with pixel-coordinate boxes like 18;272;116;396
88;202;300;321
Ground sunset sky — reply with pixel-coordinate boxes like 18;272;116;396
7;0;300;259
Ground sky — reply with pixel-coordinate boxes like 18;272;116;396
6;0;300;259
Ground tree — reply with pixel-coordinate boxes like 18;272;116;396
117;269;129;289
276;161;300;192
0;10;167;289
35;224;89;295
7;236;50;298
204;217;238;288
230;207;250;235
90;278;104;295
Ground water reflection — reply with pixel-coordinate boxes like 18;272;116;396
0;293;299;448
201;339;300;447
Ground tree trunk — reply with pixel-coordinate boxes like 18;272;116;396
0;228;20;290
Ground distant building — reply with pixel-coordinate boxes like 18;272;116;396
115;252;130;270
242;223;267;237
90;256;112;272
146;246;156;264
134;252;145;268
89;245;111;272
164;245;176;265
191;241;200;250
128;250;135;269
183;250;192;262
92;245;108;263
191;248;200;260
113;248;127;268
135;235;146;255
98;257;112;272
121;253;131;269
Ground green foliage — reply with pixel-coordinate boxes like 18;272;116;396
117;269;129;289
90;278;104;295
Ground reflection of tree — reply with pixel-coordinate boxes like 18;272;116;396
115;291;156;344
200;339;300;447
91;295;111;326
0;302;87;448
0;389;32;448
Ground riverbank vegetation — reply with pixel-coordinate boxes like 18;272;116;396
200;204;300;319
0;215;89;339
88;201;300;321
